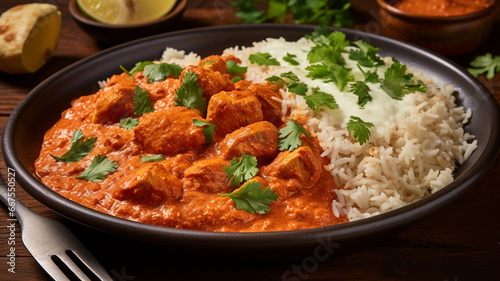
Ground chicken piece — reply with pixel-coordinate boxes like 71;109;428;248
134;107;206;155
261;146;322;198
180;65;234;99
199;55;242;74
207;90;264;137
92;73;136;125
219;121;279;163
111;163;182;206
183;158;231;194
135;75;181;102
234;80;252;90
247;83;282;123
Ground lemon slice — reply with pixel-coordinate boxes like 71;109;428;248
77;0;177;25
0;4;61;74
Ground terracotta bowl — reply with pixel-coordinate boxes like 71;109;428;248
376;0;497;55
68;0;187;44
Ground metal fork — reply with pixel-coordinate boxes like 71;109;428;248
0;176;113;281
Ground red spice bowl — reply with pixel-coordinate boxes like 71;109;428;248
376;0;497;55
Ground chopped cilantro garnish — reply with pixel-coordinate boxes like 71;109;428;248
348;40;385;68
220;181;278;215
349;81;373;108
226;60;248;74
468;53;500;79
249;52;280;66
50;129;97;163
231;75;244;83
192;119;215;144
308;44;345;66
174;71;207;113
140;155;165;162
133;85;155;116
143;63;182;83
76;155;118;182
223;155;259;188
358;64;381;83
306;63;354;91
120;61;154;76
283;53;300;65
304;87;339;111
347;116;374;145
279;119;312;151
381;58;427;100
119;117;139;130
266;71;308;96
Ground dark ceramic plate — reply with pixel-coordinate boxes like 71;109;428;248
3;24;499;257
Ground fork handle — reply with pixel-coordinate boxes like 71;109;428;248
0;175;36;228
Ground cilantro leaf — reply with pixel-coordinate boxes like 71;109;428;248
357;64;381;83
348;40;385;67
50;129;97;163
220;181;278;214
231;75;244;83
279;119;312;151
140;155;165;162
283;53;299;65
143;63;182;83
174;71;207;113
119;117;139;130
133;85;155;116
347;116;374;145
304;88;339;111
306;63;354;91
193;119;215;144
76;155;118;182
266;72;308;96
249;52;280;66
349;81;373;108
468;53;500;79
120;61;154;76
223;155;259;187
226;60;248;74
381;59;427;100
308;44;345;66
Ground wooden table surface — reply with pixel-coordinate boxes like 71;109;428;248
1;1;499;280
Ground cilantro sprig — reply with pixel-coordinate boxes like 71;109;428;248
347;116;374;145
143;63;182;83
224;155;259;188
174;71;207;113
249;52;280;66
468;53;500;79
50;129;97;163
220;181;278;215
381;58;427;100
266;71;308;96
120;61;154;76
279;120;312;151
193;119;215;144
226;60;248;74
133;85;155;116
348;40;385;68
349;81;373;108
76;155;118;182
306;63;354;91
304;87;339;111
119;117;139;130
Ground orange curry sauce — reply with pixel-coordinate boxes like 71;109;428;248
35;55;348;232
394;0;493;16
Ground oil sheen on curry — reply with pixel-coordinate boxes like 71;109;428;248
35;55;348;232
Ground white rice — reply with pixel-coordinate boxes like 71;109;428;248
161;38;477;222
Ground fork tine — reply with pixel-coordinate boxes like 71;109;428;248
56;251;93;281
67;249;112;281
28;254;72;281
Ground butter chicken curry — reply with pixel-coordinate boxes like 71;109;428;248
35;55;347;232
